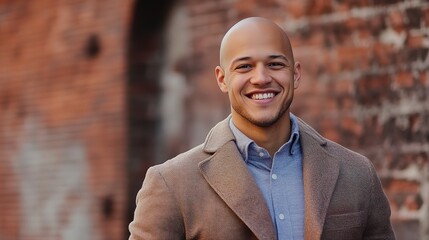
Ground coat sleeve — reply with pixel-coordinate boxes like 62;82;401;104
363;162;396;240
129;166;185;240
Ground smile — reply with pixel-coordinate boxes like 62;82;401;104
250;92;276;100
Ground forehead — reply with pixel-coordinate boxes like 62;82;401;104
221;23;292;66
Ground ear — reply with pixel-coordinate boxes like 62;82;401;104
293;61;301;89
215;66;228;93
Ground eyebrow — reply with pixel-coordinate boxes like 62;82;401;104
230;54;290;69
268;54;289;62
230;56;251;66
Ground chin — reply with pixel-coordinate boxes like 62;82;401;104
232;105;289;128
247;115;280;128
252;121;276;128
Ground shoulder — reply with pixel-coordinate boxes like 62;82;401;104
325;138;373;170
297;116;375;175
153;116;234;175
153;143;210;175
141;143;211;199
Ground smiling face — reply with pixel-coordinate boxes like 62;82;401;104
215;18;301;130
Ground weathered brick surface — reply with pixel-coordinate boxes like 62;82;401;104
0;0;130;239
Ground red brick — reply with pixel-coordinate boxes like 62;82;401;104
407;33;425;49
334;80;353;95
420;71;427;86
373;42;394;66
394;71;414;88
307;0;333;15
281;1;310;19
423;8;429;27
387;179;420;194
190;12;227;28
336;46;371;70
340;116;363;137
234;0;260;18
345;17;365;30
404;194;423;211
188;1;227;15
387;10;407;33
357;74;392;105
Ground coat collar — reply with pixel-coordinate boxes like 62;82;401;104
202;115;328;152
200;116;339;240
202;116;235;153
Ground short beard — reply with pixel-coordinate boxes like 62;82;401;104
232;99;292;128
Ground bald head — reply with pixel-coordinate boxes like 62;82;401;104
219;17;294;68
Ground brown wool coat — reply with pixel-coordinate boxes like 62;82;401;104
129;116;395;240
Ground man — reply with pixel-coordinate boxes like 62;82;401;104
129;17;395;240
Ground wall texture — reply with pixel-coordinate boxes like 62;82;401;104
0;0;428;239
0;1;131;239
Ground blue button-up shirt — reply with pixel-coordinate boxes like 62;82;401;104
229;113;304;240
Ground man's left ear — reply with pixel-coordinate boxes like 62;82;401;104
293;62;301;89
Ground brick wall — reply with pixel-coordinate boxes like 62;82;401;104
0;0;131;239
180;0;429;239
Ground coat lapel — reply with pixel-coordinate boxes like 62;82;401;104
298;119;340;240
199;118;276;240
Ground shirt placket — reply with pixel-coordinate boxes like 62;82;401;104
270;150;294;240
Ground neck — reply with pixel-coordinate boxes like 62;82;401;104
232;113;291;157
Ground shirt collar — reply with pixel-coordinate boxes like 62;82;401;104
229;113;301;161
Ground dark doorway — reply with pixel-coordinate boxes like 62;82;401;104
126;0;176;237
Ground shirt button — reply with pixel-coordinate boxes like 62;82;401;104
279;213;285;220
271;174;277;180
258;152;264;157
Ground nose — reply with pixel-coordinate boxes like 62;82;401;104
250;64;272;85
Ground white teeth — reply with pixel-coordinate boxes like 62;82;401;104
252;93;275;100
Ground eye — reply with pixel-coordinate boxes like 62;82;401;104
236;64;252;70
235;64;253;72
268;62;285;69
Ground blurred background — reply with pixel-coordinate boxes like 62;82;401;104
0;0;428;239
